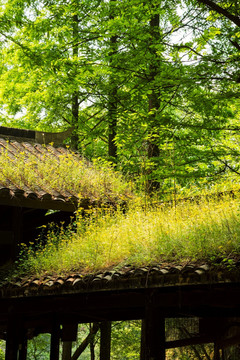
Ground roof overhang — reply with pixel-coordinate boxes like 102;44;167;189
0;190;78;211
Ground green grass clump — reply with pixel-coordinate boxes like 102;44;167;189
0;143;131;204
17;194;240;277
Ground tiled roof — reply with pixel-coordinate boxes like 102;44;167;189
1;264;239;298
0;137;80;211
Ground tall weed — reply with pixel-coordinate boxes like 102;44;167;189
17;194;240;277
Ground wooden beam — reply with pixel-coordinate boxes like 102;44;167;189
71;323;100;360
50;320;61;360
62;342;72;360
100;321;111;360
5;328;19;360
141;300;165;360
61;323;78;342
140;320;146;360
0;195;77;212
5;314;20;360
18;336;27;360
165;335;214;349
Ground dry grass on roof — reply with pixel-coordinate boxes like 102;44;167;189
15;193;240;278
0;139;132;204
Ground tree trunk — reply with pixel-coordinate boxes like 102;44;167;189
147;11;160;192
108;0;118;160
71;12;79;148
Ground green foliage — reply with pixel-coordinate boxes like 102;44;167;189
0;341;4;360
0;0;239;189
27;334;50;360
111;321;141;360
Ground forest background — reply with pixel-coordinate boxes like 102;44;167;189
0;0;239;196
0;0;239;359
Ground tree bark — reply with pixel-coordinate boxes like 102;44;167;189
147;11;160;192
108;0;118;160
71;11;79;148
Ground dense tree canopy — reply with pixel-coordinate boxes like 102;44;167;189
0;0;239;195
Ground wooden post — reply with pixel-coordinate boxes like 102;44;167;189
61;322;78;360
5;325;19;360
141;302;165;360
100;321;112;360
140;319;146;360
62;342;72;360
50;320;61;360
18;336;27;360
5;313;25;360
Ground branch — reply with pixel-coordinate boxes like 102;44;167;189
229;39;240;51
211;147;240;176
196;0;240;27
71;323;100;360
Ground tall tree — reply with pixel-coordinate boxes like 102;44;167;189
0;0;239;195
108;0;118;159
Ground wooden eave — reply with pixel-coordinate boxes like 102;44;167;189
0;267;240;334
1;264;240;298
0;189;78;211
1;264;240;319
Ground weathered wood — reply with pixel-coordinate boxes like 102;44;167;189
100;321;111;360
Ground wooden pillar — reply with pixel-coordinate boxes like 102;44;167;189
61;322;78;360
5;323;19;360
18;336;27;360
141;301;165;360
18;326;27;360
5;314;27;360
50;320;61;360
62;342;72;360
100;321;112;360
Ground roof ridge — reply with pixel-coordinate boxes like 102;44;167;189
0;126;74;146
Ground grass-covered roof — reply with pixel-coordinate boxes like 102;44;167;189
1;131;240;290
0;137;131;211
13;192;240;280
